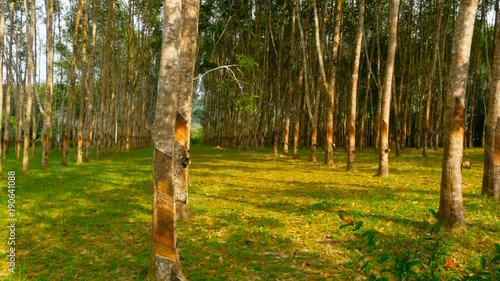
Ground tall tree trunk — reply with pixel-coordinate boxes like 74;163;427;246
148;0;186;279
41;0;54;169
31;93;37;159
3;1;14;163
293;69;303;159
22;0;36;173
347;0;364;171
391;81;401;156
97;0;115;160
374;0;382;153
309;85;320;163
62;0;83;166
175;0;200;219
423;2;444;157
77;0;89;164
438;0;479;232
84;0;98;162
283;5;296;156
283;81;292;156
378;0;400;177
273;2;286;157
0;0;4;178
313;0;343;165
482;5;500;200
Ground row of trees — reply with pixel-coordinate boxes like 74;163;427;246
0;0;163;176
196;0;499;228
1;0;199;279
1;0;498;279
198;0;496;159
153;0;498;278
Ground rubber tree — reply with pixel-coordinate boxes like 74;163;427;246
346;0;364;171
378;0;400;177
482;3;500;200
438;0;479;232
148;0;188;279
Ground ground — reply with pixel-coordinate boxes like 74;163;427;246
0;145;498;280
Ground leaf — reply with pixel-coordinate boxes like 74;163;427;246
428;209;438;219
480;256;487;269
408;260;420;267
379;253;392;262
339;224;351;229
353;221;364;230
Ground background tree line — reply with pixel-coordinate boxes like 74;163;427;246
0;0;164;174
198;0;496;160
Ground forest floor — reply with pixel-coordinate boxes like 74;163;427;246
0;145;498;280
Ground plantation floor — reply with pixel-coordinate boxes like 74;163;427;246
0;145;498;280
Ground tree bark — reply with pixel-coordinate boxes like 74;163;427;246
0;0;4;178
347;0;364;171
482;5;500;200
22;0;36;173
313;0;343;165
3;1;14;163
293;69;303;160
175;0;200;219
84;0;98;162
62;0;83;166
423;2;444;157
373;0;382;153
148;0;186;279
97;0;115;160
41;0;54;169
378;0;400;177
438;0;479;232
77;0;89;165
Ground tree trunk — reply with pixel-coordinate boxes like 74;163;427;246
438;0;479;232
3;1;14;163
283;81;292;156
97;0;115;160
313;0;342;165
293;69;303;160
84;0;98;162
373;0;382;153
0;0;4;178
31;93;37;159
423;3;443;157
77;0;89;165
148;0;186;280
378;0;400;177
175;0;200;219
347;0;364;171
482;5;500;200
62;0;83;166
41;0;54;168
22;0;36;173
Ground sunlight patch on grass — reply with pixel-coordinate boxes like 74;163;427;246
0;146;497;280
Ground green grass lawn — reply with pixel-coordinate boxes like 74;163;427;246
0;145;498;280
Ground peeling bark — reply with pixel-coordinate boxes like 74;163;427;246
149;0;187;279
439;0;479;232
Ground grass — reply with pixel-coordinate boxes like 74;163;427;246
0;145;499;280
